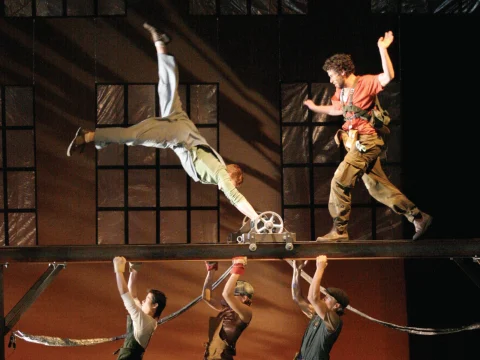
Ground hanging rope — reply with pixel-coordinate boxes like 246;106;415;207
12;331;126;347
12;265;233;347
157;264;232;325
285;259;480;335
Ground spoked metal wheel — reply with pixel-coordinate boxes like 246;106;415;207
254;211;284;234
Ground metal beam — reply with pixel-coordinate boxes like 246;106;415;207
0;239;479;262
4;264;65;333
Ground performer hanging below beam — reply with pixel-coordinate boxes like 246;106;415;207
67;23;259;222
202;257;253;359
113;257;167;359
291;255;349;360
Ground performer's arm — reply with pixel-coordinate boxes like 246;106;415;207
233;198;258;221
202;261;223;311
303;101;343;116
217;169;258;220
222;257;252;323
113;256;129;296
292;260;314;318
128;262;142;300
307;255;329;320
377;31;395;87
112;257;153;346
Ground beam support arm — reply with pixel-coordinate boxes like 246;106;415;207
4;263;65;334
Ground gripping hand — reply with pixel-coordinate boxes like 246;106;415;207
205;261;218;272
231;256;247;275
129;262;142;272
113;256;126;273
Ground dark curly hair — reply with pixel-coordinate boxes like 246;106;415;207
322;54;355;76
148;289;167;318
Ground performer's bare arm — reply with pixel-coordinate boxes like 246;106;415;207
202;262;223;311
303;101;343;116
292;260;315;319
113;256;129;296
377;31;395;87
307;255;329;320
128;262;142;300
222;257;252;323
222;272;252;323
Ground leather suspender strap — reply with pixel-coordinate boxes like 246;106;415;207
342;76;369;120
340;76;360;106
347;76;359;106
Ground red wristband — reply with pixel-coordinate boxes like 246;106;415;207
205;261;218;271
231;263;245;275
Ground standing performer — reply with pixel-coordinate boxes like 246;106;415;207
112;257;167;359
67;23;258;221
291;255;348;360
202;257;253;359
304;31;432;241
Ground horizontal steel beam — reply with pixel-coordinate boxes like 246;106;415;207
0;239;479;263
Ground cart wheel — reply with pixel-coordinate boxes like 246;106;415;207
242;211;263;227
254;211;284;234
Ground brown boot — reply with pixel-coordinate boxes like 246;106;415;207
412;212;433;241
316;229;349;242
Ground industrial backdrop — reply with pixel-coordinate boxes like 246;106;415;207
0;0;478;359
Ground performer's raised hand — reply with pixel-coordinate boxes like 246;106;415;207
231;256;247;275
129;262;142;272
378;30;394;49
113;256;126;273
205;261;218;272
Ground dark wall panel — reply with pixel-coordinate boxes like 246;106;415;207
218;15;282;239
0;19;34;84
34;18;97;245
0;0;478;359
280;13;400;82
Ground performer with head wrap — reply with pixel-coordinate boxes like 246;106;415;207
202;257;253;360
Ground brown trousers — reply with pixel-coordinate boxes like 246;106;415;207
330;131;419;233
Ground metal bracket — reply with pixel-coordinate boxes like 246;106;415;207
228;212;295;252
4;263;66;334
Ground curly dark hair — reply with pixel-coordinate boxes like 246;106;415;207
148;289;167;319
322;54;355;76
